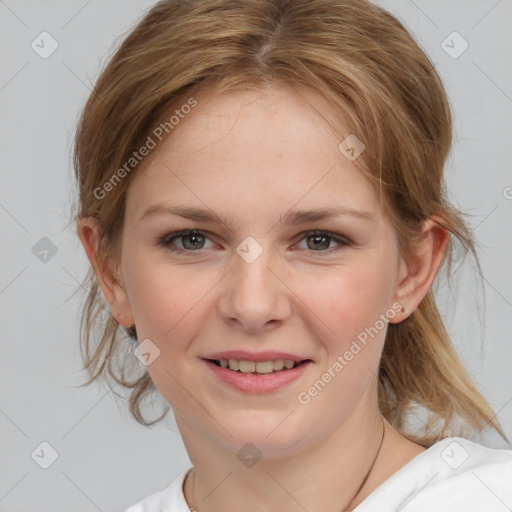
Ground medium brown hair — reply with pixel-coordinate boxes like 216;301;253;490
73;0;507;446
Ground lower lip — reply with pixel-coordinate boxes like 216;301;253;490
203;359;312;394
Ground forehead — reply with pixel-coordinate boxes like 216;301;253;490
125;85;380;225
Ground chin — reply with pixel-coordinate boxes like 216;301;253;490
215;416;312;458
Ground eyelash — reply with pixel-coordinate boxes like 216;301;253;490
157;229;352;256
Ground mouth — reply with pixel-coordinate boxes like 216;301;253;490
206;358;311;375
203;356;313;393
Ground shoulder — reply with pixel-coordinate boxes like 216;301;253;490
123;468;192;512
356;436;512;512
426;436;512;483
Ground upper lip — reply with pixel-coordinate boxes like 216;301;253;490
202;350;311;362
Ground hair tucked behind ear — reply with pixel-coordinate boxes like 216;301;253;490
73;0;507;444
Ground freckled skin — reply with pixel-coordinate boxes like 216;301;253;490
79;84;445;512
122;86;397;445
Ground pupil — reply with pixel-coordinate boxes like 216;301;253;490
183;233;203;249
308;234;329;250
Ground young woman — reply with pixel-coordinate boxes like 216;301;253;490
74;0;512;510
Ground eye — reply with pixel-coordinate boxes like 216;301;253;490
157;229;351;255
295;230;350;254
159;230;215;252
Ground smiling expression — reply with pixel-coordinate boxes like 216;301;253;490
112;84;406;454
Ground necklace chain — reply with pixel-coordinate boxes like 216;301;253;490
343;418;386;511
187;418;386;512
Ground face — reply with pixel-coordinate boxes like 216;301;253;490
112;85;407;456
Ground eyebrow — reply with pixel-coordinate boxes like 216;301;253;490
138;203;374;226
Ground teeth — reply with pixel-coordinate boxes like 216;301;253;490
228;358;239;371
273;359;285;371
239;360;255;373
256;361;274;373
217;358;300;374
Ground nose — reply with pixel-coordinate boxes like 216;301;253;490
217;242;292;333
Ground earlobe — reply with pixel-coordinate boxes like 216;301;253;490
389;217;450;323
77;217;135;327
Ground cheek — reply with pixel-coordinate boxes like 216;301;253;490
300;259;393;341
292;258;395;405
122;257;212;400
122;250;200;341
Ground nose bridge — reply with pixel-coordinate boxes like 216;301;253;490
218;235;291;330
235;236;274;288
233;235;278;298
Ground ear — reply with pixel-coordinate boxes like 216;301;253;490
77;217;135;328
389;217;450;323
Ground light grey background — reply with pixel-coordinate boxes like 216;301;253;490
1;1;511;511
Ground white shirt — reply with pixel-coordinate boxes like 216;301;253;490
124;436;512;511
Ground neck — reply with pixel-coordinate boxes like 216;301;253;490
178;385;389;512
